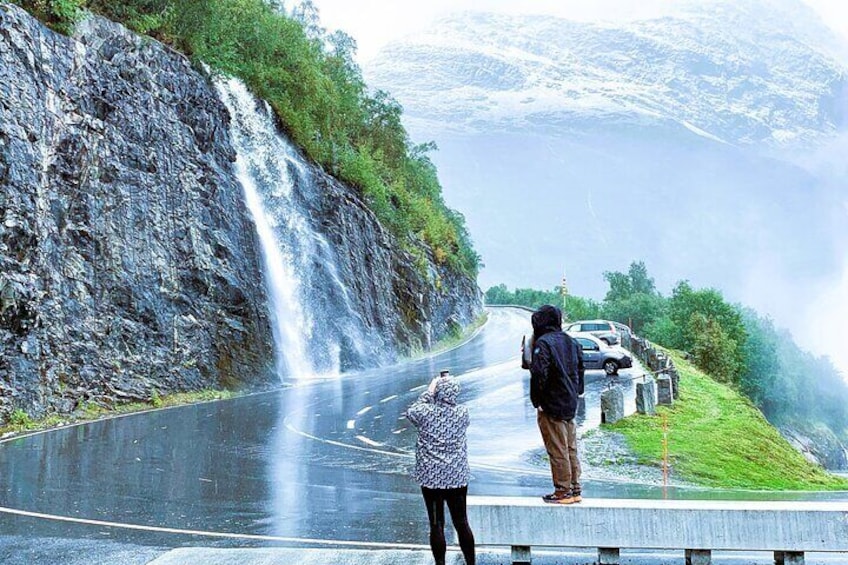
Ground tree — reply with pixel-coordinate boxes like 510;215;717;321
602;261;663;332
603;260;656;303
628;261;656;295
667;281;747;385
290;0;324;41
602;292;666;334
690;313;743;384
603;271;633;303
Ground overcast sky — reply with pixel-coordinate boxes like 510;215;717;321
309;0;848;62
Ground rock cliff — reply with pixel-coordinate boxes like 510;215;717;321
780;425;848;471
0;4;481;420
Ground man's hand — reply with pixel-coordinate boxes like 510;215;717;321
428;377;439;395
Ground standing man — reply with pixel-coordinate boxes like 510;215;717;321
527;304;585;504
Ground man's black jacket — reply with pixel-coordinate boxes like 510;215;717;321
529;305;584;421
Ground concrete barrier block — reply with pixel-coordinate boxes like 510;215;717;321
468;496;848;551
598;547;620;564
601;387;625;424
636;380;656;415
657;376;673;405
670;367;680;400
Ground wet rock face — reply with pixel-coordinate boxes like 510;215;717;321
780;426;848;471
0;4;275;418
302;169;481;369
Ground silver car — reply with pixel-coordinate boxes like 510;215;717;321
568;333;632;376
565;319;621;345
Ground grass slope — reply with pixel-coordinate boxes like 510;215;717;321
609;351;848;490
0;390;235;438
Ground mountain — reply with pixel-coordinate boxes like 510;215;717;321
363;0;848;342
366;0;847;148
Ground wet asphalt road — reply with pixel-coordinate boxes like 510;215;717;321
1;307;846;563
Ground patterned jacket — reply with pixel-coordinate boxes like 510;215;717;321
406;377;470;489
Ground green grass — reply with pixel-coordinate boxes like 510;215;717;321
1;389;236;438
609;351;848;490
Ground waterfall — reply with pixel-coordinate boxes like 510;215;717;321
215;77;373;381
215;78;315;381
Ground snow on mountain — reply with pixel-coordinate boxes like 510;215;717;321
364;0;848;148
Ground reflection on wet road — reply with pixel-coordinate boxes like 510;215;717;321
0;307;845;551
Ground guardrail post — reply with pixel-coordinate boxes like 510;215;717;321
657;375;674;405
670;367;680;400
598;547;620;564
685;549;711;565
601;386;625;423
511;545;531;564
636;378;656;415
785;552;804;565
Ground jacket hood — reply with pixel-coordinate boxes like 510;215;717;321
532;304;562;337
433;376;460;405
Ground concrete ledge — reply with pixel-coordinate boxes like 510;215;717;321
141;546;848;565
147;548;440;564
467;497;848;552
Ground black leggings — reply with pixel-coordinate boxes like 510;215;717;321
421;485;476;565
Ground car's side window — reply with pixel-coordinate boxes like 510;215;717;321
577;338;598;351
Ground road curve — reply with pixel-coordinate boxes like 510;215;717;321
0;307;843;560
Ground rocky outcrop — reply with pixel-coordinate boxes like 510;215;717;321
780;425;848;470
303;167;481;365
0;4;481;419
0;4;276;418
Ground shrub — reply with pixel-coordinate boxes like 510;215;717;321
9;408;33;428
14;0;85;34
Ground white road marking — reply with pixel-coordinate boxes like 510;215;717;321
345;420;355;430
379;395;398;403
0;505;429;550
355;406;372;416
284;419;548;477
355;435;382;447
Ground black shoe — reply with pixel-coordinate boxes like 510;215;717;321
542;491;575;504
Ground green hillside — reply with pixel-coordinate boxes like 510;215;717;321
609;351;848;490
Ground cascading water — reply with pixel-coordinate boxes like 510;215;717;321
215;77;373;380
216;78;314;381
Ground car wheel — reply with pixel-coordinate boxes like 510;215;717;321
601;337;611;346
604;360;619;376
